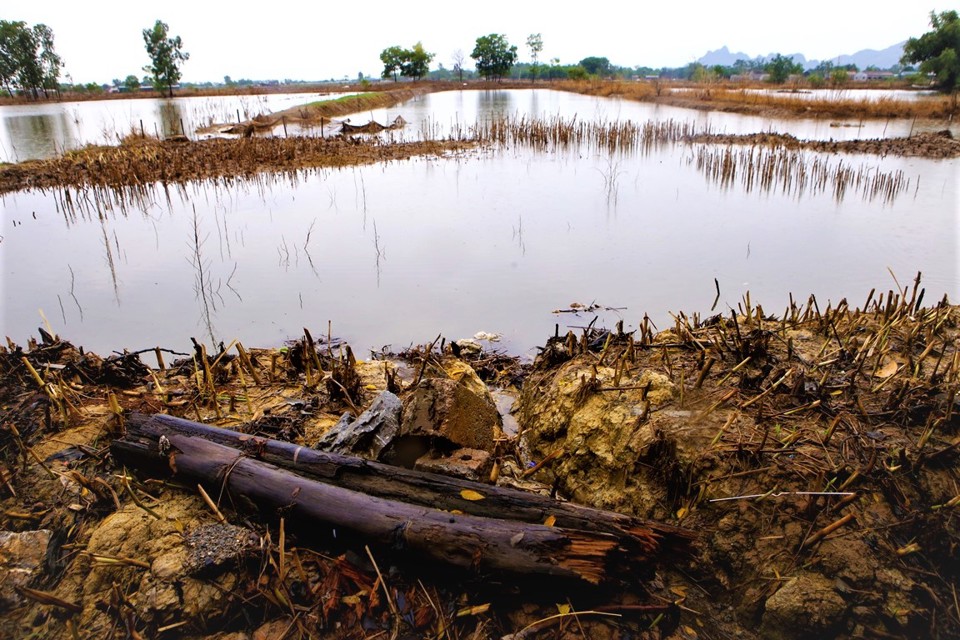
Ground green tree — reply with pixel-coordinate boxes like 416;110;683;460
901;10;960;93
0;21;62;98
380;45;406;82
142;20;189;98
579;56;612;76
764;54;803;84
471;34;518;82
402;42;434;81
526;33;543;81
123;74;141;91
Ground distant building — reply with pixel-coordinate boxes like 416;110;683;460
731;72;770;82
854;70;895;81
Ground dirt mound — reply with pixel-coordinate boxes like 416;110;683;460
691;129;960;158
1;287;958;638
519;290;959;638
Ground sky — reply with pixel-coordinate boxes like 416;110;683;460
8;2;955;84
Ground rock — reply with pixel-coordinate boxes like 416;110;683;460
183;523;260;574
454;339;482;356
0;529;51;609
415;448;493;481
760;573;846;639
315;391;402;459
517;356;689;516
401;360;501;452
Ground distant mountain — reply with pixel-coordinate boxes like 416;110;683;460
697;41;906;70
698;46;752;67
831;42;906;70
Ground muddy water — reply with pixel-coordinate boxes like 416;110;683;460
0;92;346;162
1;90;958;359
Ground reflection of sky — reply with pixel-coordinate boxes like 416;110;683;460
0;92;335;162
2;124;956;358
4;89;959;163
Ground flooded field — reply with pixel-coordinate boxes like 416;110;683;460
1;90;957;359
0;92;352;162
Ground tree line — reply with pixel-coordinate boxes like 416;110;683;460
0;17;189;99
2;11;958;99
380;13;958;92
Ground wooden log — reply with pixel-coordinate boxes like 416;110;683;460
118;413;694;560
115;428;624;583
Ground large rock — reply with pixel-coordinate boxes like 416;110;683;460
760;573;847;639
0;529;51;610
400;360;501;452
314;391;402;459
518;356;688;517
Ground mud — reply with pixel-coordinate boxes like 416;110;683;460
690;129;960;158
1;285;958;639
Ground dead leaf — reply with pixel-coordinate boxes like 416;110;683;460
874;359;899;379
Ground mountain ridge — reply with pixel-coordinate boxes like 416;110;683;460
697;42;906;70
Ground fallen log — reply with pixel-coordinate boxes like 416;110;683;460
117;413;694;560
114;425;630;583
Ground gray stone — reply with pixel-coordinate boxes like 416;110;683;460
315;391;402;459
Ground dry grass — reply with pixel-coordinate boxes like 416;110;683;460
557;79;958;120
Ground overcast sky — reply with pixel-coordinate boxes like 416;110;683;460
10;2;954;84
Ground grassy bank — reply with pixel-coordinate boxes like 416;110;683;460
555;79;958;120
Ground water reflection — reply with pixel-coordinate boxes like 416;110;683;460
2;110;75;161
157;100;188;139
0;92;331;162
1;91;956;357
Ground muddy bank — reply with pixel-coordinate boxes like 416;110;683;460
1;283;958;639
690;129;960;158
199;90;422;136
556;79;958;121
0;135;472;195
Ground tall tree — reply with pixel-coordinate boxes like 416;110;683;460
526;33;543;81
34;24;63;97
402;42;434;81
452;49;466;82
901;10;960;94
142;20;189;98
0;21;62;98
380;46;406;82
471;34;517;82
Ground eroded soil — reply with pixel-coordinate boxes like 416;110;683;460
1;283;958;639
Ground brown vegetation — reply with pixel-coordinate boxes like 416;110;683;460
0;134;472;196
1;279;958;639
557;79;959;120
520;280;960;639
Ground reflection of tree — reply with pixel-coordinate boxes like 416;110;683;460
189;206;219;345
157;100;187;138
99;218;120;306
3;110;74;160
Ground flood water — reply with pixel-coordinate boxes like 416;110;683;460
1;90;958;359
0;92;349;162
